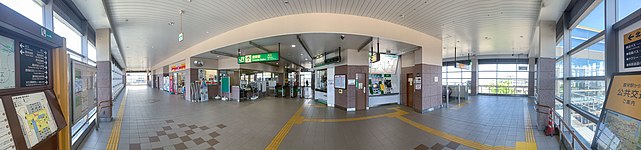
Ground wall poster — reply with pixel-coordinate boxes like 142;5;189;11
0;98;16;150
11;92;58;148
0;35;15;89
619;20;641;72
71;61;97;125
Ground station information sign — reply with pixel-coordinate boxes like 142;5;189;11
18;42;49;87
593;74;641;149
623;27;641;69
237;52;279;64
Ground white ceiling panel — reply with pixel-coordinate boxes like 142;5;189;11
105;0;542;70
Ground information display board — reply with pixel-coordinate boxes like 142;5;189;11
0;35;15;89
0;98;16;150
11;92;58;148
369;54;398;74
237;52;279;64
334;75;346;89
71;61;96;125
619;21;641;72
593;74;641;149
18;42;49;87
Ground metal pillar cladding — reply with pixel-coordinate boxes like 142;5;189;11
604;0;618;81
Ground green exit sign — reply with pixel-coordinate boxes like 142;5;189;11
178;33;184;42
238;52;279;64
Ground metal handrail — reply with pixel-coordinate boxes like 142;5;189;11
552;111;589;150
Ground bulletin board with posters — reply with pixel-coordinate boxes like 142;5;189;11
592;72;641;150
0;5;68;150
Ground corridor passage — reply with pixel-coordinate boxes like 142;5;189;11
78;86;558;150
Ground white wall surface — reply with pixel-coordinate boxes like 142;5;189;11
189;57;219;69
152;13;442;70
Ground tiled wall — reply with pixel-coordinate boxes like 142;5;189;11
334;65;368;110
537;58;555;128
414;64;443;112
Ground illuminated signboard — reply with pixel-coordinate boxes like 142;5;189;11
237;52;279;64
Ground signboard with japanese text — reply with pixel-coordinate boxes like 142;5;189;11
18;42;49;87
619;21;641;72
593;73;641;149
237;52;279;64
605;74;641;120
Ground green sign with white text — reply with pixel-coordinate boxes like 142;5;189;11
238;52;279;64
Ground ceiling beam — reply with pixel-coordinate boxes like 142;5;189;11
209;50;237;57
296;35;313;58
357;37;373;52
247;41;305;69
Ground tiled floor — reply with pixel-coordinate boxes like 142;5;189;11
78;86;560;150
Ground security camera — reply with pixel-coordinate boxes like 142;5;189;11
340;35;345;40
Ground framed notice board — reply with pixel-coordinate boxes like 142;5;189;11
593;72;641;149
619;20;641;72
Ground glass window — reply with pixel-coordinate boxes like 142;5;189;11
556;37;564;58
555;100;563;117
570;109;597;143
570;40;605;77
478;60;529;95
0;0;43;26
570;80;606;116
617;0;641;21
54;13;82;54
478;64;497;71
441;64;471;86
571;1;604;49
88;43;97;61
556;79;564;99
555;59;563;78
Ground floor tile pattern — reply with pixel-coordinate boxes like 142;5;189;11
77;87;560;150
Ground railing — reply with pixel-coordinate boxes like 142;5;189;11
537;104;589;150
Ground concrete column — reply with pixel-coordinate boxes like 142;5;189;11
95;28;112;121
537;21;557;129
528;57;536;96
470;56;478;95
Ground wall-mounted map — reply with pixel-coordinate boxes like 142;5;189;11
0;35;15;89
11;92;57;148
0;98;16;150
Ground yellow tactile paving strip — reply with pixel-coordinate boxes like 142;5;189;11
265;105;305;150
516;100;538;150
106;89;129;150
267;103;544;150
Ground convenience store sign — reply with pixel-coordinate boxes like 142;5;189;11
238;52;279;64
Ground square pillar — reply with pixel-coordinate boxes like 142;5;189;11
95;28;112;121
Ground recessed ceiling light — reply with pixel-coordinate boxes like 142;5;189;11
283;0;289;5
206;31;209;34
291;44;296;47
168;22;175;26
300;54;303;56
216;56;219;58
399;14;405;18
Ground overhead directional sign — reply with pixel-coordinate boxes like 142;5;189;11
19;42;49;87
237;52;279;64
